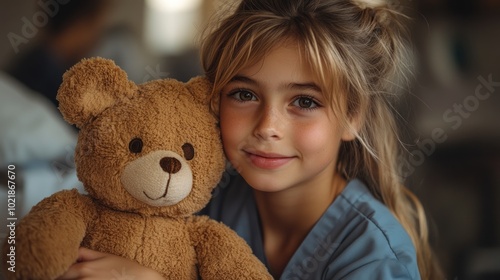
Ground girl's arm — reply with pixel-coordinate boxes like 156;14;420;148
57;248;165;280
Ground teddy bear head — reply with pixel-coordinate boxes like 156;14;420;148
57;58;225;217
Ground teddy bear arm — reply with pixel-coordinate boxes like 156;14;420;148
2;189;97;280
188;216;272;280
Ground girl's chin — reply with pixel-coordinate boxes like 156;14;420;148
240;173;291;193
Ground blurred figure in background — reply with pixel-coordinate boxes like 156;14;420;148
4;0;111;108
0;70;83;241
0;0;111;241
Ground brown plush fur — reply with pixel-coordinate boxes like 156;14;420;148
1;58;272;279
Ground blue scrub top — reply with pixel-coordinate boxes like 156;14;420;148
200;172;421;280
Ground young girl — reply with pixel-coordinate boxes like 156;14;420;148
59;0;442;279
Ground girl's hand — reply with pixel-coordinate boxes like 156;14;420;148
57;247;165;280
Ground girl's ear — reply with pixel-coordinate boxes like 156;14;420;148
185;76;213;105
341;113;363;141
57;57;138;129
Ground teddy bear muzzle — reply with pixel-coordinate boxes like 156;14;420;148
121;150;193;207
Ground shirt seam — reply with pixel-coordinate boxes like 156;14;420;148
338;191;413;278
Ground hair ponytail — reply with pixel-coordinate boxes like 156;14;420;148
339;2;444;278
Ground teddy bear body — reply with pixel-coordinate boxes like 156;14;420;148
26;189;201;279
1;58;272;280
83;201;197;279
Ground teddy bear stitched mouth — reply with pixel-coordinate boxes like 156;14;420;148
143;173;172;200
143;180;169;200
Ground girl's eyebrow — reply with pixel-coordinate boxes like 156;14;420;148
230;75;321;93
288;82;322;93
229;75;256;85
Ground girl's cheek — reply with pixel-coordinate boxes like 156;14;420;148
294;121;340;153
219;116;238;149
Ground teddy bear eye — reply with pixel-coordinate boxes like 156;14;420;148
182;143;194;160
129;138;143;154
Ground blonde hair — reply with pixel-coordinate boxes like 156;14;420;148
201;0;442;278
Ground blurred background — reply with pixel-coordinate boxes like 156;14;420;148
0;0;499;279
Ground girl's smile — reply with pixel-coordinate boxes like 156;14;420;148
243;149;295;170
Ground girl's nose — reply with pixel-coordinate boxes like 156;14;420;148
253;106;283;141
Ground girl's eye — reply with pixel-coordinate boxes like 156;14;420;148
292;96;320;109
229;89;256;102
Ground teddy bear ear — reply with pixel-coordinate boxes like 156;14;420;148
185;76;213;105
57;57;138;128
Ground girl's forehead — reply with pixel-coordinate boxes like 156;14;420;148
239;48;332;91
236;39;316;76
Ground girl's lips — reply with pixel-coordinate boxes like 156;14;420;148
245;151;294;169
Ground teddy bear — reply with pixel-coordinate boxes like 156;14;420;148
1;58;272;280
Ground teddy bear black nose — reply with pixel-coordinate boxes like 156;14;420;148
160;157;182;174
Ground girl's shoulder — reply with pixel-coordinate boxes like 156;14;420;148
291;178;421;279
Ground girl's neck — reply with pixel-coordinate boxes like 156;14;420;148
253;173;347;278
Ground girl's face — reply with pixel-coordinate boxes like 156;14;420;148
219;43;355;193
